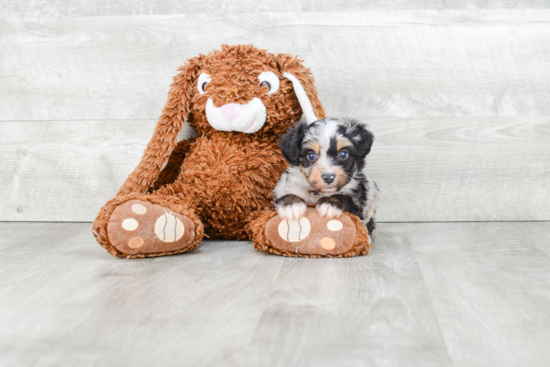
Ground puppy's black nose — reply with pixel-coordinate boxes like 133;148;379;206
322;173;336;184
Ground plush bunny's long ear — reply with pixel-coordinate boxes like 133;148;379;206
117;58;200;196
274;54;326;124
283;73;318;124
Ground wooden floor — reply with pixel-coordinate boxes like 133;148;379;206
1;222;549;367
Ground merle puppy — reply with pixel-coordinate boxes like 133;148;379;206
274;118;380;233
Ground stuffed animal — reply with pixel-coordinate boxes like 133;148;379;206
92;44;371;259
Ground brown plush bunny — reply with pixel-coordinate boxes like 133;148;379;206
93;44;371;259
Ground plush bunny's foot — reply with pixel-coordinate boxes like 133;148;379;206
106;199;198;258
251;207;371;258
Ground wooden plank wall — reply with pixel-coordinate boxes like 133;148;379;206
1;2;549;222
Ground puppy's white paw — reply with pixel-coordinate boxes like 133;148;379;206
278;202;307;221
316;202;343;219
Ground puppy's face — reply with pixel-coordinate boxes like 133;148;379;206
280;118;374;193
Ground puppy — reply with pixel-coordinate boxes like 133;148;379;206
274;118;380;233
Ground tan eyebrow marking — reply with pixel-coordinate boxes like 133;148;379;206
305;142;320;154
337;138;352;151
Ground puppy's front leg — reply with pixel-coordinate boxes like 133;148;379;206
316;195;359;219
275;194;308;220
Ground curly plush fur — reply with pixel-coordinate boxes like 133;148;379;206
93;45;326;258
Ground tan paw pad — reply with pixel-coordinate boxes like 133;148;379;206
122;218;138;231
155;213;185;242
320;237;336;250
326;220;343;231
278;217;311;242
131;203;147;215
128;237;144;248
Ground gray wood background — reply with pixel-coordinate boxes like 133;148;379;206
1;2;549;222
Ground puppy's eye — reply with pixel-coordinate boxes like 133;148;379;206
338;151;349;160
197;73;211;95
307;152;317;161
258;71;280;95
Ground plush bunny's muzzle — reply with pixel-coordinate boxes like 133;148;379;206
201;69;320;134
205;98;267;134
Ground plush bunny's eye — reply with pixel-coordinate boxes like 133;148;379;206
197;73;211;95
258;71;280;95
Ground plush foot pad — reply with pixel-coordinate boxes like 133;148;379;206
265;207;360;256
107;200;196;256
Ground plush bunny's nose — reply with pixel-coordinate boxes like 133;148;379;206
220;103;242;122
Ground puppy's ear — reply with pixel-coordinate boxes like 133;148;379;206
346;119;374;157
279;121;308;166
